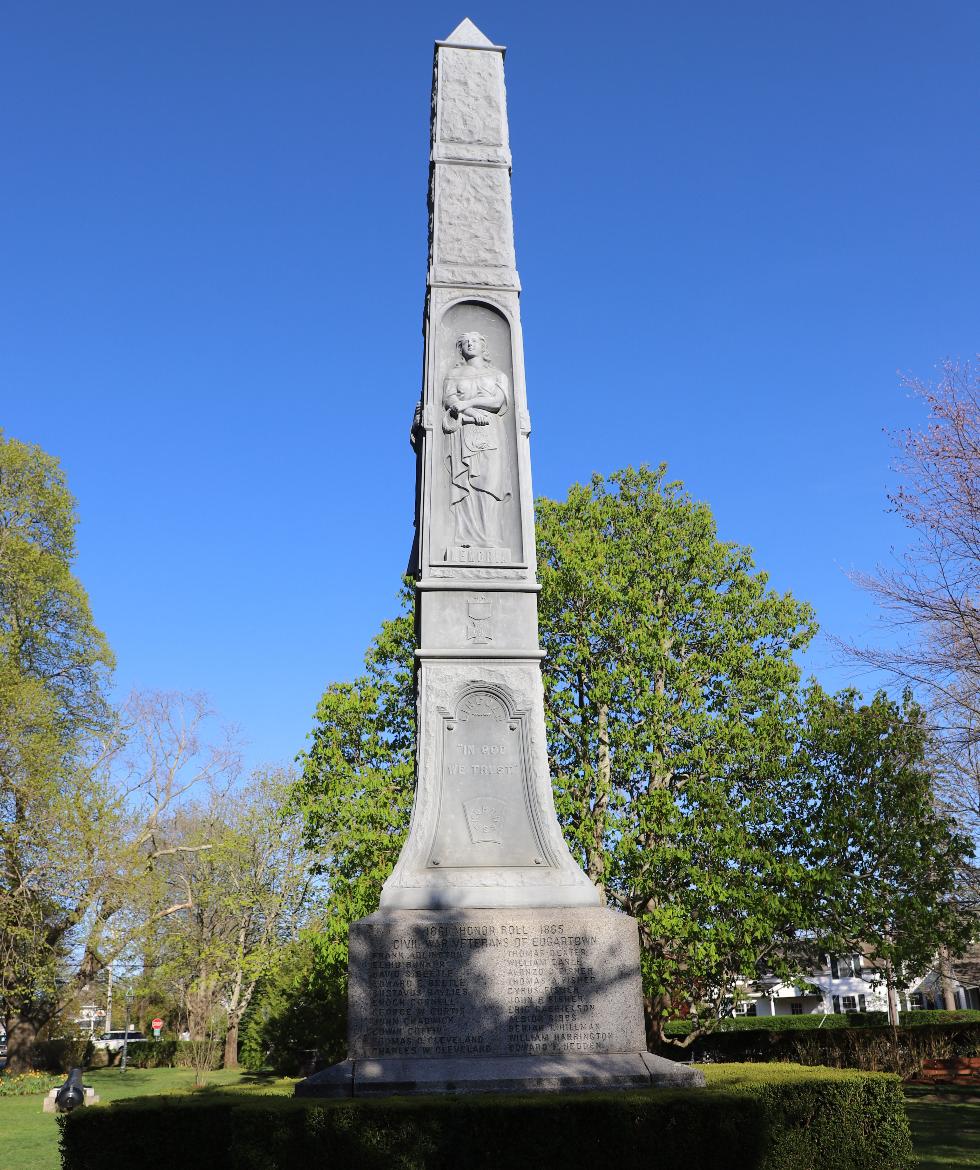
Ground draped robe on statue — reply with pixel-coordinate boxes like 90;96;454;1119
443;364;511;548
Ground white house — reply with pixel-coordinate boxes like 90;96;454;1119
737;947;980;1017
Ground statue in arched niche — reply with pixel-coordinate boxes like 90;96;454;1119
442;332;511;550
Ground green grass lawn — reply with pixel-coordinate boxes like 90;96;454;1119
904;1087;980;1168
0;1067;296;1170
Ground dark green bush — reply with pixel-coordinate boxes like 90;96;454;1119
663;1015;851;1036
662;1008;980;1037
657;1022;980;1076
29;1037;94;1072
239;940;347;1075
59;1064;912;1170
122;1040;197;1068
899;1009;980;1027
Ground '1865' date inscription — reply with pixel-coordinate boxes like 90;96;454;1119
358;920;620;1058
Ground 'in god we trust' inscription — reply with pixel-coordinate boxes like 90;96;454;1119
426;688;551;869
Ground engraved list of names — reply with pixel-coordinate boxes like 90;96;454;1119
348;911;643;1059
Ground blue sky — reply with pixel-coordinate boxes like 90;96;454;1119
3;2;978;772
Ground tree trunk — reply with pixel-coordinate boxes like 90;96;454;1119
886;981;900;1027
939;946;958;1011
223;1019;239;1070
586;704;610;900
4;1014;39;1074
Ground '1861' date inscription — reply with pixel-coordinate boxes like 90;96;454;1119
355;919;623;1058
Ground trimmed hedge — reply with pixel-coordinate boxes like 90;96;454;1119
59;1064;912;1170
900;1009;980;1027
657;1022;980;1076
664;1014;859;1035
662;1008;980;1036
121;1040;198;1068
29;1037;94;1073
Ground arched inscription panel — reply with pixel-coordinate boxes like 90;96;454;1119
426;687;552;869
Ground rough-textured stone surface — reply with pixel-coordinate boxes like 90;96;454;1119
438;48;505;149
348;908;645;1059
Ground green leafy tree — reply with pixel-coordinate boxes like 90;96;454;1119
792;685;974;1019
148;768;313;1069
0;430;238;1070
0;431;115;1069
289;583;415;1024
239;936;347;1074
535;466;818;1038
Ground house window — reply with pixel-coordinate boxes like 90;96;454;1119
830;954;861;979
841;995;857;1012
744;1003;757;1017
790;1003;803;1015
909;993;925;1010
858;994;867;1012
832;995;841;1013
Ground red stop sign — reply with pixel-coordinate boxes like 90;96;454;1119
151;1018;164;1030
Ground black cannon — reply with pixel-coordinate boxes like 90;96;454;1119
54;1067;85;1113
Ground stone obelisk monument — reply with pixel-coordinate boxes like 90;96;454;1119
297;19;702;1097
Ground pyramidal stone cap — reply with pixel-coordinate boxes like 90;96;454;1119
437;17;506;53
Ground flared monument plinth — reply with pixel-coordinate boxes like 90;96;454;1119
295;19;704;1099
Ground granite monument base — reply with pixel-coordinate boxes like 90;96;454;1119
295;907;704;1098
295;1050;702;1097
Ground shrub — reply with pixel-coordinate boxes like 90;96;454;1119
29;1037;94;1073
661;1008;980;1037
123;1041;198;1069
900;1009;980;1027
663;1015;851;1036
657;1022;980;1076
59;1064;912;1170
239;940;347;1075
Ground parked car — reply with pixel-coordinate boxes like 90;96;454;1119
92;1030;145;1053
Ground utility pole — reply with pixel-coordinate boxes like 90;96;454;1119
120;988;133;1073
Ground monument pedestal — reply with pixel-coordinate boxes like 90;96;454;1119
296;908;704;1097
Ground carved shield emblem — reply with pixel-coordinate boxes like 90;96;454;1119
463;797;506;845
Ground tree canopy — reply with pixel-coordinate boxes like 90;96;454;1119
0;431;115;1066
0;433;242;1071
851;358;980;910
291;465;974;1043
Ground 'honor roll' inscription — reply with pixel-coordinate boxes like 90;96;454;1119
359;920;622;1058
426;689;550;869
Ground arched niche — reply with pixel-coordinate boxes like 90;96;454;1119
428;300;524;568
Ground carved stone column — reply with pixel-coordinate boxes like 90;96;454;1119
382;17;598;912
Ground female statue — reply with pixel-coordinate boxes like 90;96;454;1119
443;332;511;549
